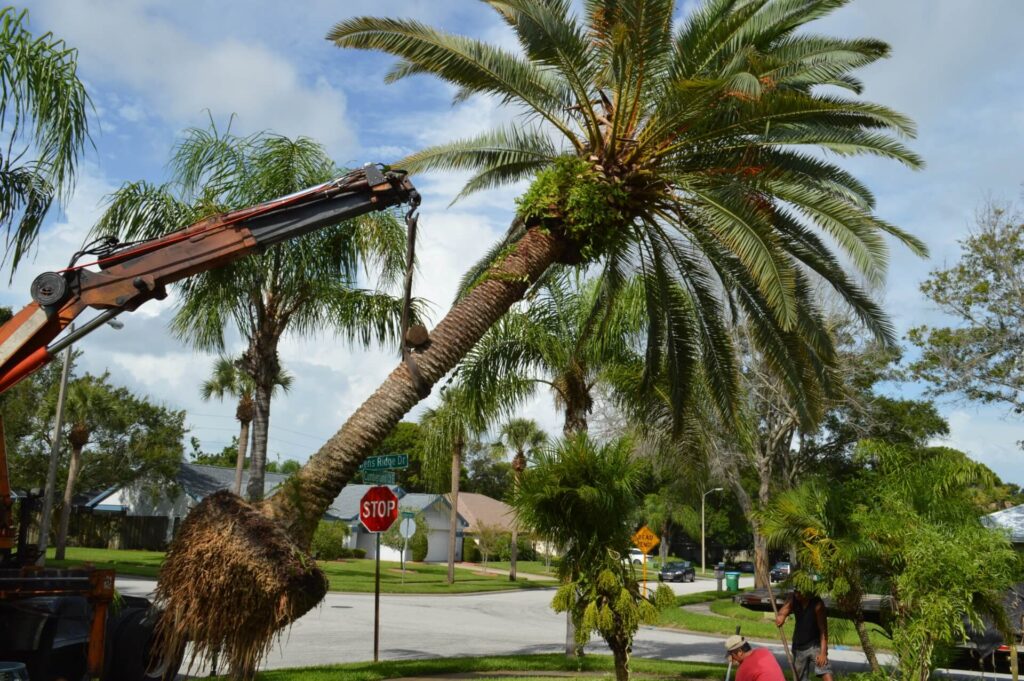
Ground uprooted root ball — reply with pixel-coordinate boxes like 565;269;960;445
153;490;327;678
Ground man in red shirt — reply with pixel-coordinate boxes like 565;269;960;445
726;635;785;681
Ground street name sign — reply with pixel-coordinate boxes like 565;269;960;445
362;470;396;485
360;486;399;533
360;454;409;471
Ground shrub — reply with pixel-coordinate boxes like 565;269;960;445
463;539;481;563
311;520;350;560
408;514;429;561
652;584;677;611
352;548;366;559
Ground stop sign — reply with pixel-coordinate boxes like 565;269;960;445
360;486;399;533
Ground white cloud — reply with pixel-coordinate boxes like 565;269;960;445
30;0;356;156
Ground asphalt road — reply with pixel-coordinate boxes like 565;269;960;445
112;572;1014;679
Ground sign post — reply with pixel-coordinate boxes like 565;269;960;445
360;486;400;662
631;525;660;596
399;511;415;582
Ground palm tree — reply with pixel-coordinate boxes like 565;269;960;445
54;375;112;560
459;272;644;436
494;417;547;580
94;125;407;502
200;356;294;495
0;8;91;269
759;481;882;671
156;1;929;671
420;385;497;584
513;434;655;681
642;488;700;568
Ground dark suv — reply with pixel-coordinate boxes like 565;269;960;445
658;561;696;583
770;561;791;582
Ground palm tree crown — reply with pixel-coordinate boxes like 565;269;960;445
331;0;927;423
0;7;91;269
94;124;408;500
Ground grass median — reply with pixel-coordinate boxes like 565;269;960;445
237;654;727;681
46;547;557;594
656;589;890;651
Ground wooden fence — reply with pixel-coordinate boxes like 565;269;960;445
69;512;170;551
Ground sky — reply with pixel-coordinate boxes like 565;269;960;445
6;0;1024;484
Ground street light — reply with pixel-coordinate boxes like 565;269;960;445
701;487;723;576
36;317;123;564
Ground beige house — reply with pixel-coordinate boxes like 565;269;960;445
453;492;517;535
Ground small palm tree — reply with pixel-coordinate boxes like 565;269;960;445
459;272;644;436
54;375;113;560
200;356;293;495
494;417;547;580
513;434;656;681
0;8;91;269
420;385;491;584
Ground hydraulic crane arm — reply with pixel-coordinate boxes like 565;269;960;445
0;165;419;394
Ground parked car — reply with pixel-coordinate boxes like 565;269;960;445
626;548;647;565
770;561;791;582
658;561;696;583
737;561;755;573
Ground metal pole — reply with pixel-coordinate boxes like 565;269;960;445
702;487;723;578
37;332;73;564
374;532;381;662
701;494;706;577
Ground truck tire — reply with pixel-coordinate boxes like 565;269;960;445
103;604;182;681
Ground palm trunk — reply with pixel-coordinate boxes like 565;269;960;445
611;640;630;681
233;419;251;496
54;444;83;561
247;385;271;502
447;436;462;585
854;615;880;672
262;227;562;545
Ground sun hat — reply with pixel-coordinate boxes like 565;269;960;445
725;635;746;656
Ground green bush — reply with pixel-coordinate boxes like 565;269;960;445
495;534;537;561
463;540;481;563
652;584;678;611
311;520;350;560
409;514;429;561
352;548;367;559
338;547;353;559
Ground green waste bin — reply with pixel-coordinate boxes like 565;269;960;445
725;571;740;592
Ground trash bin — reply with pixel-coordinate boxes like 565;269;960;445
714;564;726;592
725;571;740;592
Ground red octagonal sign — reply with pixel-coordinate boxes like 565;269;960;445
360;486;399;533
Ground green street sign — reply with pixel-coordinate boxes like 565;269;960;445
360;454;409;471
363;470;396;485
401;510;415;519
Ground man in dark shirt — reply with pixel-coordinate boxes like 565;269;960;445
725;635;785;681
775;590;834;681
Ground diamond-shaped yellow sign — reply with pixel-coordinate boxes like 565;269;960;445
631;525;659;554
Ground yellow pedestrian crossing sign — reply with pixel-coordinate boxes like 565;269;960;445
631;525;659;554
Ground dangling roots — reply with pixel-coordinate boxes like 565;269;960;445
153;490;327;678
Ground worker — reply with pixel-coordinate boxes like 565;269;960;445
725;634;785;681
775;590;834;681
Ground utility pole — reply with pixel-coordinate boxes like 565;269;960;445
701;487;723;576
36;335;74;565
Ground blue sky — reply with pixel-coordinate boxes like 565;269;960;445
7;0;1024;483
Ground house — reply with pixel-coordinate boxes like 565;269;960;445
97;464;469;561
325;484;468;562
453;492;516;534
90;463;290;543
983;503;1024;549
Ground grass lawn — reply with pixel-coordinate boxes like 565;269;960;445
46;547;557;594
478;560;559;576
657;589;890;651
240;654;727;681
